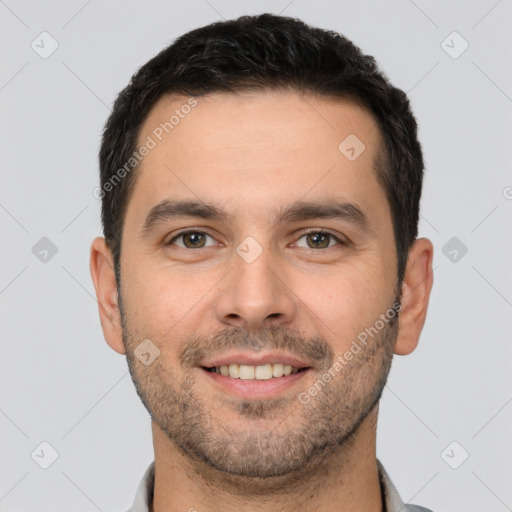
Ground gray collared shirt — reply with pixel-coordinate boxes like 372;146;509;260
126;459;433;512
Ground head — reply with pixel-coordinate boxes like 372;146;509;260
90;13;433;483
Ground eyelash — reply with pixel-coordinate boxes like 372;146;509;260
166;229;348;249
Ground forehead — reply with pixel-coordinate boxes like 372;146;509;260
126;89;387;229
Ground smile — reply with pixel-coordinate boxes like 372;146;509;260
203;363;309;380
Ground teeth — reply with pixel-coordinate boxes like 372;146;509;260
228;364;239;378
255;364;273;380
210;363;304;379
239;365;255;380
272;363;284;378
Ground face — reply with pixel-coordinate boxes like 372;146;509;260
116;90;401;478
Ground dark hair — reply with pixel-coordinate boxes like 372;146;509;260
99;13;424;286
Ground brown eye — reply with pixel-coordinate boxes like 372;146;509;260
295;231;345;249
167;231;215;249
307;232;330;249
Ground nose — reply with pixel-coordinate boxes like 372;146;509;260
213;241;297;332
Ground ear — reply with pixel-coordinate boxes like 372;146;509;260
89;237;126;355
394;237;434;356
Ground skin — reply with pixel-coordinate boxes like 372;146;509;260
90;90;433;512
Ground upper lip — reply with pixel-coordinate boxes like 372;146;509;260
200;351;314;369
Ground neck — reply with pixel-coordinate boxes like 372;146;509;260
150;406;383;512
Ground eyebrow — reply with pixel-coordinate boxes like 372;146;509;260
140;198;371;237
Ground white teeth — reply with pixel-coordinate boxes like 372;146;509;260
210;363;304;379
272;363;284;378
255;364;273;380
228;364;239;378
239;365;255;380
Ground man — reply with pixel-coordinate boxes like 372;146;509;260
90;13;434;512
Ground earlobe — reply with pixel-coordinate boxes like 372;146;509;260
89;237;126;355
394;237;434;356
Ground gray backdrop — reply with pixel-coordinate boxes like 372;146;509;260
1;1;511;511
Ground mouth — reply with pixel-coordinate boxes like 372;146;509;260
202;363;309;380
199;354;313;399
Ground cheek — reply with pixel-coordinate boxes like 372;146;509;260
300;265;391;350
121;264;188;334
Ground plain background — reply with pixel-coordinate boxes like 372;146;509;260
1;1;511;510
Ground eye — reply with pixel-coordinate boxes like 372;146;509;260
294;230;346;249
166;230;217;249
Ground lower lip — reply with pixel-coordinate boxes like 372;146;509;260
200;368;311;399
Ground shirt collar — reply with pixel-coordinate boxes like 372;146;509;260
128;459;414;512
